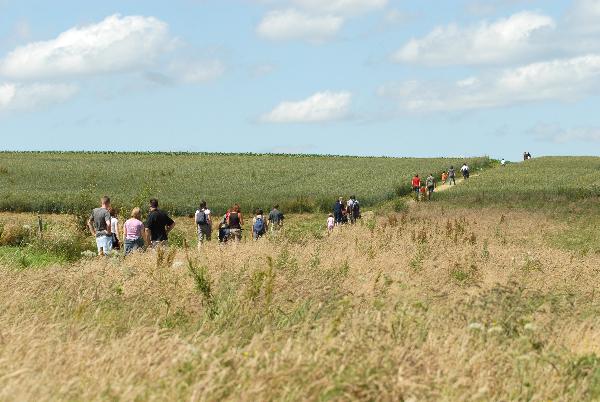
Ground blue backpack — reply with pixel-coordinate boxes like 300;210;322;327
253;217;266;234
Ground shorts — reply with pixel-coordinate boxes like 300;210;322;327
95;235;113;255
229;228;242;241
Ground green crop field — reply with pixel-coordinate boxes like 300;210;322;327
437;156;600;208
0;152;491;216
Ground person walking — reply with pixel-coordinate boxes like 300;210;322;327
501;158;506;166
327;213;335;234
195;200;212;247
411;174;421;200
144;198;175;248
218;211;231;243
349;195;360;223
441;171;448;185
87;196;113;255
333;197;343;225
461;163;470;180
448;166;456;186
123;207;145;255
268;204;284;233
426;173;436;200
252;209;267;240
227;204;244;241
109;207;120;251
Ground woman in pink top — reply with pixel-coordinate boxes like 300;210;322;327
123;207;145;255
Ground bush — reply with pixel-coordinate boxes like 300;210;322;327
0;224;32;246
34;233;91;262
393;199;409;213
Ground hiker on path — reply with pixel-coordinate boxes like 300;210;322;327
426;174;436;200
501;158;506;166
441;171;448;185
123;207;145;255
420;186;427;201
87;196;113;255
252;209;267;240
341;198;349;224
268;204;284;233
411;174;421;200
461;163;470;180
349;195;360;223
195;200;212;246
218;210;231;243
110;207;120;251
327;213;335;234
144;198;175;248
333;197;343;225
227;204;244;241
448;167;456;186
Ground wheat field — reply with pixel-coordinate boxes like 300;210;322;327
1;204;599;401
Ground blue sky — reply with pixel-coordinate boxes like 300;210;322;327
0;0;599;159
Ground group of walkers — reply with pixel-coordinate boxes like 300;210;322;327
411;163;471;201
88;197;175;255
87;196;287;256
330;196;361;231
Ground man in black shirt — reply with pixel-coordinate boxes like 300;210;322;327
144;198;175;247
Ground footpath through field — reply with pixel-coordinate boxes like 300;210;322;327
406;174;476;204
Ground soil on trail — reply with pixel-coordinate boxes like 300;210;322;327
408;175;475;203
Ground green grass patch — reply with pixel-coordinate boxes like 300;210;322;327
0;246;69;268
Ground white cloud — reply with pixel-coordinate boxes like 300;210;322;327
169;59;225;84
565;0;600;34
261;91;352;123
0;82;78;113
394;11;555;66
531;123;600;143
0;14;173;80
256;9;343;42
292;0;387;15
378;55;600;112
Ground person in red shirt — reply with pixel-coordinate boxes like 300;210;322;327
411;174;421;199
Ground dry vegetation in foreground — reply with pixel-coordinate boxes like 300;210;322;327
1;205;600;401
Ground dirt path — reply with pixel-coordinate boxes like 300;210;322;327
407;174;476;203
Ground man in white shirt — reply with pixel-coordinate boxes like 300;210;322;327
461;163;470;179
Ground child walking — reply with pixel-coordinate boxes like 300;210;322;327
327;213;335;234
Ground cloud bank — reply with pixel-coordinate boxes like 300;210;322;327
261;91;352;123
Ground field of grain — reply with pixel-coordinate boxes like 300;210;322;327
0;152;491;215
1;155;600;401
2;204;600;401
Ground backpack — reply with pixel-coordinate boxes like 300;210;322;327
253;217;266;234
196;210;207;225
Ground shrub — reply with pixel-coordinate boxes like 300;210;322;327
393;199;408;213
0;224;32;246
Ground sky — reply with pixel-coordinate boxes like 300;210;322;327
0;0;599;159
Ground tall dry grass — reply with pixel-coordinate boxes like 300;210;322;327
1;206;600;401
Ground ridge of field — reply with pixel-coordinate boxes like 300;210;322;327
436;156;600;208
0;152;491;215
